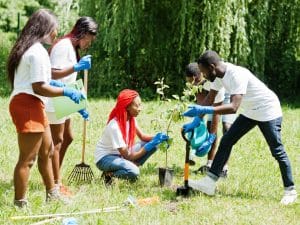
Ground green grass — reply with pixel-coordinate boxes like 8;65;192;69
0;97;299;225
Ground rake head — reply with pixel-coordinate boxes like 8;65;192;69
68;162;94;184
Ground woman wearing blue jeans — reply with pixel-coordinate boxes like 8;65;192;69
95;89;169;184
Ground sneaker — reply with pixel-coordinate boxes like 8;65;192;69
280;189;297;205
14;199;29;208
46;186;70;204
219;169;228;178
189;159;196;166
101;171;113;186
194;165;210;174
188;175;216;196
59;184;73;197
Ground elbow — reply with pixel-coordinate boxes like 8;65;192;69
231;105;239;113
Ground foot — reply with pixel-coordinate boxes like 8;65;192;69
188;176;216;196
46;186;70;204
101;171;113;186
219;169;228;178
59;184;74;197
189;159;196;166
280;189;297;205
194;165;210;174
14;199;29;208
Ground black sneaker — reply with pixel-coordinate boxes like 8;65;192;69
219;169;228;178
101;171;113;186
189;159;196;166
194;165;210;174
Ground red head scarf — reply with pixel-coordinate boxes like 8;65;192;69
108;89;139;148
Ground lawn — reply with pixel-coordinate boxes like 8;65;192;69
0;97;299;225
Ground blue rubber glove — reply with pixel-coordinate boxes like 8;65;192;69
73;55;92;72
182;116;201;133
182;104;214;117
195;133;216;157
63;87;86;104
144;132;169;152
49;80;65;87
78;109;89;120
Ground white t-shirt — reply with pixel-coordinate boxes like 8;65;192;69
203;81;225;103
95;119;128;163
46;38;78;112
10;42;51;104
211;62;282;121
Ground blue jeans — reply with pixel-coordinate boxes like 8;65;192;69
208;114;295;188
96;141;157;181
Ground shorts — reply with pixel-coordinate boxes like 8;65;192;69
9;93;48;133
207;93;236;124
46;111;68;125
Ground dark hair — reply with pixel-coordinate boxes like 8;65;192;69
186;62;200;77
197;50;221;68
67;17;98;40
57;17;98;60
7;9;58;88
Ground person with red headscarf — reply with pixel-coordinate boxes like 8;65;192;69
95;89;169;184
45;17;98;195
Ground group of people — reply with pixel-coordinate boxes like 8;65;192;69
7;8;297;208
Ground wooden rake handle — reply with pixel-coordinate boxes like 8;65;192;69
81;69;88;163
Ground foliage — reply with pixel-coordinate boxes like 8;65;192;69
0;1;299;100
152;77;202;168
80;0;300;100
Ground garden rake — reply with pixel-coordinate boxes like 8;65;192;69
68;69;94;184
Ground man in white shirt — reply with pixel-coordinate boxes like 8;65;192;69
183;50;297;205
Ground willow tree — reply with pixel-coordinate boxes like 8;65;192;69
80;0;300;99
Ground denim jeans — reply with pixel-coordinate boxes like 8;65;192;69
208;114;295;188
96;141;157;181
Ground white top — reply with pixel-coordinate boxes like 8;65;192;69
95;119;128;163
45;38;78;112
10;42;51;104
203;81;225;103
211;62;282;121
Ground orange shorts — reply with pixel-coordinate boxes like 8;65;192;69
9;93;49;133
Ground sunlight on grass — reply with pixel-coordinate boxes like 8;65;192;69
0;97;299;225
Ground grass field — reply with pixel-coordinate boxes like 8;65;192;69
0;97;299;225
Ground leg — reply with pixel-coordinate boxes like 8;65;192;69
133;141;157;166
96;155;140;181
59;118;73;167
14;132;42;200
209;115;256;179
50;123;65;184
37;126;55;191
257;117;294;188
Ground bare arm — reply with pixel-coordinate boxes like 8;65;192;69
32;82;63;97
52;67;75;79
136;125;153;142
118;146;146;161
202;89;218;106
213;94;242;114
210;102;222;134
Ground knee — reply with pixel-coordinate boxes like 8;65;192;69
52;135;64;148
63;133;74;146
18;155;37;168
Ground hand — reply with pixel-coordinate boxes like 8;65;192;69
78;109;89;120
182;116;201;133
144;132;169;152
73;55;92;72
182;105;214;117
49;80;65;87
195;133;216;157
63;87;86;104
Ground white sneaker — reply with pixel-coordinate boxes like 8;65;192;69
188;176;216;196
280;189;297;205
